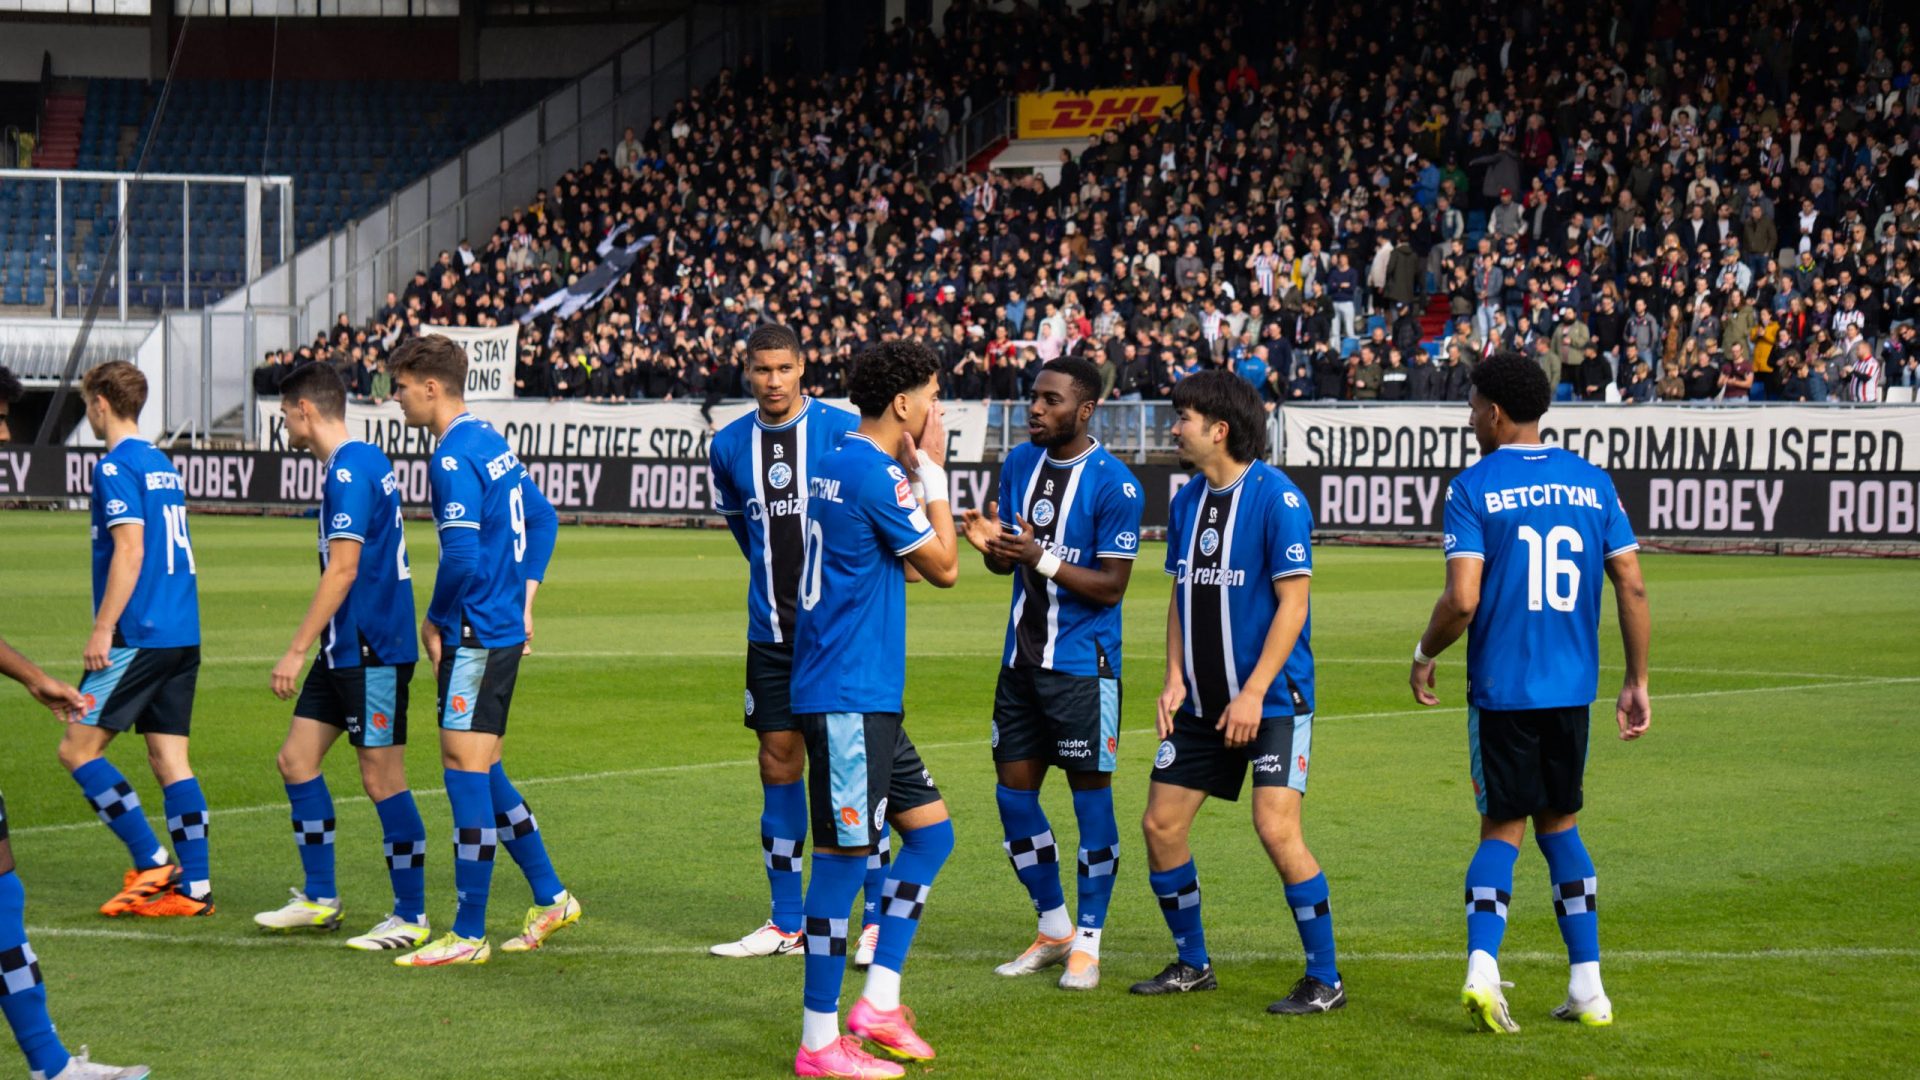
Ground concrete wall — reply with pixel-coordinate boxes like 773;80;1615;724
477;22;655;81
0;24;150;82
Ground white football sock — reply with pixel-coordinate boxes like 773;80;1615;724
862;964;902;1011
1569;960;1604;1002
1468;948;1501;985
1037;905;1072;939
801;1009;840;1052
1072;926;1103;961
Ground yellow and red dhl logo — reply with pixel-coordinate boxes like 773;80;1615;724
1016;86;1185;139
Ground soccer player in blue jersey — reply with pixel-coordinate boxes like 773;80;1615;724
959;356;1143;992
1135;370;1345;1015
0;364;151;1080
709;325;878;960
1409;351;1651;1033
252;362;433;951
789;341;959;1080
387;334;579;967
58;361;214;919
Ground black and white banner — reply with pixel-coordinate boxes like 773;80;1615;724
7;449;1918;541
1283;403;1920;473
422;324;518;401
253;399;992;463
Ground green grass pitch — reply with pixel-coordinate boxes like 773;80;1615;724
0;513;1915;1078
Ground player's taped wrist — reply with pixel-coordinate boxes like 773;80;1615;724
913;449;949;504
1413;641;1434;665
1034;549;1063;579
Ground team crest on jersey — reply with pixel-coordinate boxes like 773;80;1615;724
440;456;458;471
1030;498;1056;527
1199;527;1220;557
1286;543;1306;563
331;513;353;530
1284;491;1300;508
101;462;119;477
767;462;793;490
336;467;353;483
105;499;128;516
1443;533;1457;550
990;721;999;748
1154;740;1176;769
444;503;466;520
744;689;756;716
1116;531;1138;551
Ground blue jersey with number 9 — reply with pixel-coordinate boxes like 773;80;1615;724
1444;443;1639;711
428;413;556;647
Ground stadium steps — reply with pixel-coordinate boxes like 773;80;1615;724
965;135;1010;173
35;90;86;170
1419;292;1452;339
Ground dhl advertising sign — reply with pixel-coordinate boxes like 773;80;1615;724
1015;86;1185;139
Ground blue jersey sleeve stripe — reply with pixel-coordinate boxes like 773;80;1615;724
716;506;745;516
1271;567;1313;579
1444;551;1486;561
323;531;367;543
1605;543;1641;559
104;514;145;527
893;530;936;558
1095;550;1140;560
436;520;482;531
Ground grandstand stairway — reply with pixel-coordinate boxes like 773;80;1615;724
1420;291;1453;340
34;86;85;170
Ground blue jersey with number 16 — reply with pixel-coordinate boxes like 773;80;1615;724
1444;443;1639;711
428;413;557;647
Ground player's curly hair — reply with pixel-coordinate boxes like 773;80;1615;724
847;340;941;418
1040;356;1103;404
1171;368;1267;464
1469;351;1552;423
0;364;21;405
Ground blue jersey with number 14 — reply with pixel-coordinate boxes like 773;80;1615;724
1444;443;1639;711
90;438;199;648
429;413;556;647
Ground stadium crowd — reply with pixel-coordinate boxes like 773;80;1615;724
254;0;1920;412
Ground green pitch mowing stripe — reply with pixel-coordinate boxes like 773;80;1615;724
0;514;1915;1079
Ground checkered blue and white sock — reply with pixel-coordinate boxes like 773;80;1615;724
0;872;68;1080
488;763;563;907
996;785;1068;937
1148;859;1208;968
860;823;890;928
1284;871;1340;985
800;851;865;1032
865;818;953;1009
70;758;167;870
1071;786;1120;950
445;768;496;939
761;780;806;935
375;790;427;924
1464;838;1519;959
1537;827;1599;966
285;775;336;902
162;778;210;899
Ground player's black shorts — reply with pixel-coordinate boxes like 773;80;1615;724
295;659;415;748
437;644;521;737
1469;704;1588;820
744;641;800;734
991;665;1120;773
0;790;9;843
77;645;200;736
799;711;942;848
1149;709;1314;802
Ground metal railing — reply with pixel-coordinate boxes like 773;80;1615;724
945;95;1014;172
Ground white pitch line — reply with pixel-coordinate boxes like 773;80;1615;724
19;926;1915;966
14;675;1916;841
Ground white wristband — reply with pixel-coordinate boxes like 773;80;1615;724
1413;642;1434;665
1034;549;1063;579
913;450;949;505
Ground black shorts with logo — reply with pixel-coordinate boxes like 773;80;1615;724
77;645;200;736
799;711;941;849
991;665;1121;773
295;659;415;748
1149;709;1314;802
437;638;522;737
743;641;800;734
1468;704;1588;820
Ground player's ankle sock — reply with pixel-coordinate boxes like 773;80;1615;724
487;763;564;907
1148;859;1208;968
284;775;336;902
760;780;806;934
860;825;890;928
871;820;954;982
71;758;167;870
375;790;428;924
800;1007;841;1054
995;785;1067;935
861;963;902;1011
801;851;866;1040
0;873;70;1080
1536;826;1600;975
1464;838;1520;959
161;778;211;899
1283;871;1340;985
1071;786;1120;945
445;769;496;939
